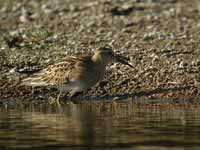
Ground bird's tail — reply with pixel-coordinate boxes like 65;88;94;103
21;74;49;86
17;68;50;87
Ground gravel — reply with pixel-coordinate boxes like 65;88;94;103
0;0;200;106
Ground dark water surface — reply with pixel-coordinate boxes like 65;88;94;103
0;101;200;150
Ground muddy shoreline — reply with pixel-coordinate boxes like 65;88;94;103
0;0;200;107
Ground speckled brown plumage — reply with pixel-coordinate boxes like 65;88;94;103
21;47;133;105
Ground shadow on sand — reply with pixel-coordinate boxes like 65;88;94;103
76;85;197;103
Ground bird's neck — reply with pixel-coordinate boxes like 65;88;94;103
92;54;108;73
92;54;107;69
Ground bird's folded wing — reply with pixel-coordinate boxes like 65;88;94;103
21;58;77;86
21;55;93;86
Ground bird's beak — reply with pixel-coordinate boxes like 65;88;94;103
114;54;133;68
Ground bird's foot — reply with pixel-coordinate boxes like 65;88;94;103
63;91;83;104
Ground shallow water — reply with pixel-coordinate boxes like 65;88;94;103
0;101;200;150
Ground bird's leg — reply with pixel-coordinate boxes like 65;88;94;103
69;90;83;101
63;90;83;103
56;91;62;107
70;90;78;98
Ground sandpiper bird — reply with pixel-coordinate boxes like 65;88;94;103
21;47;133;105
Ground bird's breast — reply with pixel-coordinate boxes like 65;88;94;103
80;67;105;90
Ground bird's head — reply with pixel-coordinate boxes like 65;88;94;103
93;47;133;68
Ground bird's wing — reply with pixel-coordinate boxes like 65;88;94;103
21;55;91;86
